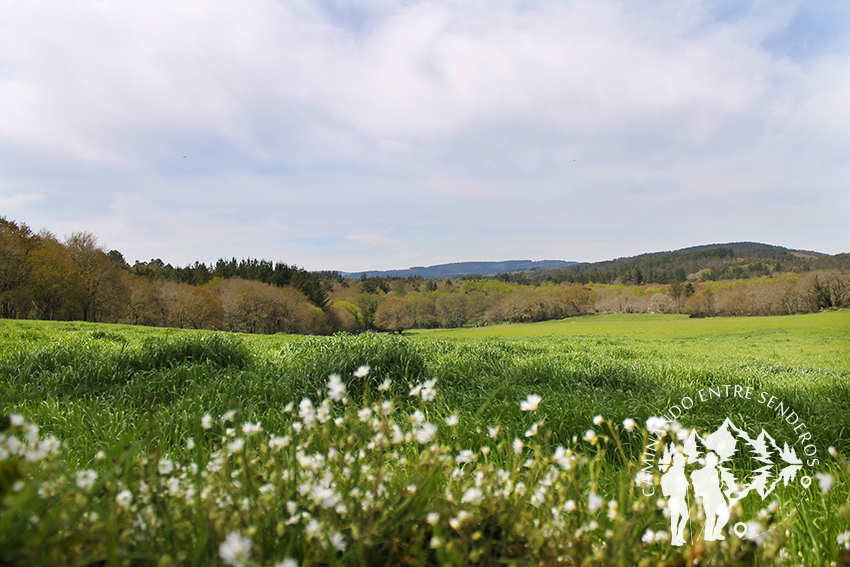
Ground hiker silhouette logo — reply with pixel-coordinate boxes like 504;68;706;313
650;416;812;545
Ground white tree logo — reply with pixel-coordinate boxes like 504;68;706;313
657;418;805;545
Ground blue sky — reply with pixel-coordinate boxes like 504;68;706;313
1;0;848;272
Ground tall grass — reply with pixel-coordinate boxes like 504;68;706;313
2;376;848;566
1;315;849;564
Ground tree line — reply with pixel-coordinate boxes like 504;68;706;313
0;217;330;333
2;216;847;335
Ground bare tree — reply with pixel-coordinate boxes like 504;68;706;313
64;232;128;322
436;292;468;328
374;298;412;333
25;232;83;320
216;278;320;334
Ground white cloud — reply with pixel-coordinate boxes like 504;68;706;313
345;229;400;247
0;0;847;268
0;192;45;210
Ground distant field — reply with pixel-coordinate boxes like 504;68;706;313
409;311;850;341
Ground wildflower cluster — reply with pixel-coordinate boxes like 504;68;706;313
1;377;848;566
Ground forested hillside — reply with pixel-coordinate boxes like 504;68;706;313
1;216;847;335
499;243;848;286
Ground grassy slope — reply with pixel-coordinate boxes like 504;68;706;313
1;312;848;460
1;313;848;563
408;311;850;341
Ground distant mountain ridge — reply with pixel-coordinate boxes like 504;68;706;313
522;241;839;285
342;260;575;280
658;242;824;259
336;242;842;282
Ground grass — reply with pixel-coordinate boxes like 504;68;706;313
1;312;849;565
408;311;850;341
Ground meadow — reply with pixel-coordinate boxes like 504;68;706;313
1;312;848;565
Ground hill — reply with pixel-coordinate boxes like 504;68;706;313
339;242;842;285
499;242;844;286
342;259;575;280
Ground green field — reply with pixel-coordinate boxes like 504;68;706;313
1;312;849;565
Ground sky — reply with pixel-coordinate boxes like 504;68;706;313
1;0;848;272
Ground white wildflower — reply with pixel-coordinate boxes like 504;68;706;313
456;449;474;464
328;374;347;402
635;470;653;487
274;559;299;567
299;399;316;428
227;437;245;454
9;413;25;427
426;512;440;525
330;531;347;552
158;458;174;475
563;499;576;512
76;469;98;490
593;415;604;426
646;416;668;434
488;426;500;439
445;414;459;427
512;438;523;454
642;529;655;543
40;435;61;454
410;379;437;401
219;532;252;567
583;429;598;443
530;490;546;507
115;489;133;508
554;446;575;470
414;422;438;445
269;435;291;451
221;410;237;424
449;510;471;530
378;378;392;392
622;418;636;432
520;394;541;412
461;487;484;505
186;437;195;450
816;472;834;494
588;491;603;513
201;414;213;429
242;422;262;436
746;521;766;545
305;519;322;539
525;422;540;437
354;365;370;378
